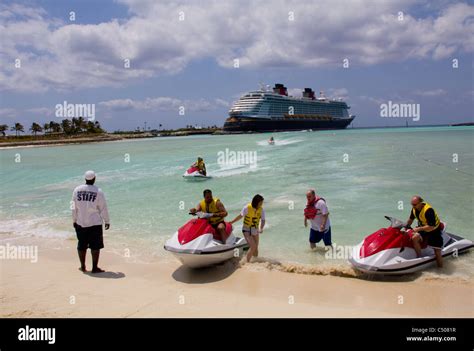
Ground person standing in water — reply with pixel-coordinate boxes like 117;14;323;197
72;170;110;273
407;195;444;268
190;189;228;242
304;189;332;249
230;194;265;262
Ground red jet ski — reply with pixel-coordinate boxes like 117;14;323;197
349;216;473;275
164;213;248;268
183;166;212;180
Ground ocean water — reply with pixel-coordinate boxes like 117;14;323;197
1;126;473;275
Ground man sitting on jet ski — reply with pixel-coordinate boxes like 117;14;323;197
189;189;229;243
406;195;444;268
191;157;207;176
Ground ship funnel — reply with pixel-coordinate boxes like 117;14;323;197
273;83;288;96
303;88;315;100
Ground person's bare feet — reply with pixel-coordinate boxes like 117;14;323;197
91;267;105;274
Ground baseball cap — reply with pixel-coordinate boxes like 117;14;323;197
84;170;96;180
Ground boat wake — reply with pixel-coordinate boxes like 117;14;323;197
256;138;304;147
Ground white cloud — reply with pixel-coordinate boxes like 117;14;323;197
1;1;473;92
413;89;447;97
26;107;54;116
0;108;17;118
98;97;228;112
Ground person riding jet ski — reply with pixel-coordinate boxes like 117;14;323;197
189;189;228;243
407;195;444;268
191;157;207;176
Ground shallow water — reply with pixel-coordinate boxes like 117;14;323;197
1;126;473;276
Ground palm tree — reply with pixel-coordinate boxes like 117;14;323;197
77;117;86;133
30;122;43;136
93;120;104;133
86;121;95;133
61;119;72;135
43;122;50;134
11;123;24;137
0;124;8;136
49;121;61;133
71;117;78;133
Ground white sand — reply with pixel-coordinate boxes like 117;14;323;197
1;237;473;318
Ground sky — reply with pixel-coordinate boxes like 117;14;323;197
0;0;473;132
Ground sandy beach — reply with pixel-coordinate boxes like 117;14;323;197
1;236;472;318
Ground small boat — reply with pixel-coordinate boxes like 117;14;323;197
349;216;473;275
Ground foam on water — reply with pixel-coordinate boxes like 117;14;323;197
241;257;362;278
0;217;73;239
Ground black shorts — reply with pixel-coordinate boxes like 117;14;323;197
210;221;225;229
75;224;104;250
420;228;443;248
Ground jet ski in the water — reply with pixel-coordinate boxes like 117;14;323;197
183;166;212;180
164;212;249;268
349;216;473;275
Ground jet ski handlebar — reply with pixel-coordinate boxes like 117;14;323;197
189;211;213;219
384;215;412;230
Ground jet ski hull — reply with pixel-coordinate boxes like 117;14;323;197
183;167;211;180
165;238;249;268
164;218;249;268
349;218;473;275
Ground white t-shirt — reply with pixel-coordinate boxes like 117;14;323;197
72;184;110;228
241;206;265;225
309;199;330;231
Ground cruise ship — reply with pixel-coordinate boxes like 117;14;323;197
223;84;355;132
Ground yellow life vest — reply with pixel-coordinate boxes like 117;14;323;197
200;197;223;225
197;160;205;170
412;202;440;228
243;203;262;228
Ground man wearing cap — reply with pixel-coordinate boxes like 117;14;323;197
72;170;110;273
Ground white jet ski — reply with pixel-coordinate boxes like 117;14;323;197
164;212;249;268
182;166;212;181
349;216;473;275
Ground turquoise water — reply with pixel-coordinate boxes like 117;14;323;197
1;126;473;269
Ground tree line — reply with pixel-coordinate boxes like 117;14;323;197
0;117;105;137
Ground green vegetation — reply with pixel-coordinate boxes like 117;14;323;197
0;118;105;142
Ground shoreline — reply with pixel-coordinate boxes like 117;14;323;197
1;124;471;149
0;133;155;149
1;235;472;318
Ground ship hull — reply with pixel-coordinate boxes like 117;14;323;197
223;116;354;133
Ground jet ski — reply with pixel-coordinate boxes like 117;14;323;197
182;166;212;180
349;216;473;275
164;212;249;268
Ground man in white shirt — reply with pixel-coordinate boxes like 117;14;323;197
304;189;332;249
72;170;110;273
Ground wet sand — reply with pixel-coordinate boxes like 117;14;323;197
1;237;472;318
